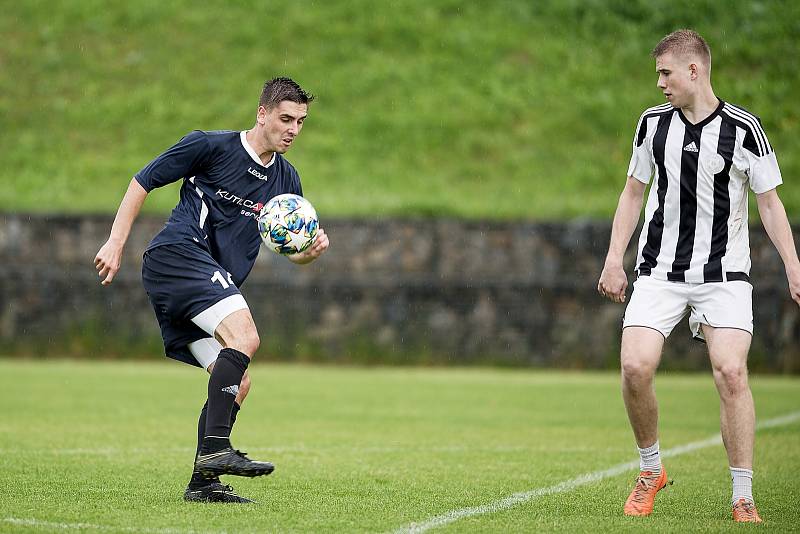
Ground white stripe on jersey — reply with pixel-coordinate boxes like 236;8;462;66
644;103;674;114
189;176;209;230
724;126;753;274
649;117;686;277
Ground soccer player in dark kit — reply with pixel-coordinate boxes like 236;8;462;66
94;77;329;503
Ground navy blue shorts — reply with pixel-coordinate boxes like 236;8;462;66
142;243;242;367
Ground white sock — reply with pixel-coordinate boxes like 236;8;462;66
638;441;661;473
730;466;754;506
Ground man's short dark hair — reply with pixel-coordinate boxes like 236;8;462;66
259;77;315;110
652;29;712;68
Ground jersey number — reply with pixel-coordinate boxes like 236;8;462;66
211;270;234;289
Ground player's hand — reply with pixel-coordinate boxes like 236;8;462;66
597;263;628;303
94;239;124;286
787;265;800;307
308;227;329;258
288;228;329;264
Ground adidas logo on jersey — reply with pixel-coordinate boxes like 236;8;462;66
683;141;699;152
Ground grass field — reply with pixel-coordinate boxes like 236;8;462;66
1;360;799;532
3;1;799;218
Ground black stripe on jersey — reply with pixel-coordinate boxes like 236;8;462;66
637;111;673;276
726;271;750;283
668;126;701;282
635;103;673;147
720;105;771;157
703;120;737;282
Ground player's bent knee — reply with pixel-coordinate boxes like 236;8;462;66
235;330;260;356
217;324;260;356
621;356;656;383
214;308;260;356
713;362;749;392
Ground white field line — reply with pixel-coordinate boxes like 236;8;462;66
392;410;800;534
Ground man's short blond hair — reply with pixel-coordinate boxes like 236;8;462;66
652;29;712;69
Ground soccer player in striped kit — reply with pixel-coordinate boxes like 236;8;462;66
598;29;800;522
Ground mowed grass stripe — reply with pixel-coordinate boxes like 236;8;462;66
7;412;799;534
393;411;800;533
1;361;798;532
2;517;212;534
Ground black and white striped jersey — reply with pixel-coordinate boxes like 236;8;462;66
627;100;782;283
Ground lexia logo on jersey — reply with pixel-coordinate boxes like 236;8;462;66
215;189;264;213
247;167;269;180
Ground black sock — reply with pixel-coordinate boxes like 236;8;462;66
195;400;209;458
230;400;241;428
203;348;249;450
190;400;216;488
190;399;243;488
195;396;242;457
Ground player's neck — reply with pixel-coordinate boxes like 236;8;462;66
245;128;276;166
681;88;719;125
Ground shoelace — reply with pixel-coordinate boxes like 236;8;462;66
630;473;659;505
734;500;757;519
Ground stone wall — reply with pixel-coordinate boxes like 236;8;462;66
1;213;797;372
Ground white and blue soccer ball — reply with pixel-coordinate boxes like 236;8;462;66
257;194;319;255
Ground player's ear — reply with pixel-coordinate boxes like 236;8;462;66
257;105;268;124
689;62;698;80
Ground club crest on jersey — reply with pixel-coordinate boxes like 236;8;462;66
704;154;726;175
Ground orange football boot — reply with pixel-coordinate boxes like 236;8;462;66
623;468;669;516
732;498;763;523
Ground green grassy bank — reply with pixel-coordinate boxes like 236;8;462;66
2;0;798;219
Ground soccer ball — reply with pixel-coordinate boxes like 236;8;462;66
257;194;319;255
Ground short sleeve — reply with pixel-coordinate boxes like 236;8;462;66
290;168;303;197
725;106;783;194
747;151;783;194
134;131;212;192
627;116;654;184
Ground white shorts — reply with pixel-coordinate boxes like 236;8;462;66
191;294;249;337
187;294;250;369
187;337;224;370
623;276;753;341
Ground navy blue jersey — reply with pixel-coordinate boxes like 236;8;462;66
135;130;302;285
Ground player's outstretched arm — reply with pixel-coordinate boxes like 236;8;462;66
94;178;149;286
287;228;329;265
756;188;800;306
598;177;647;303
